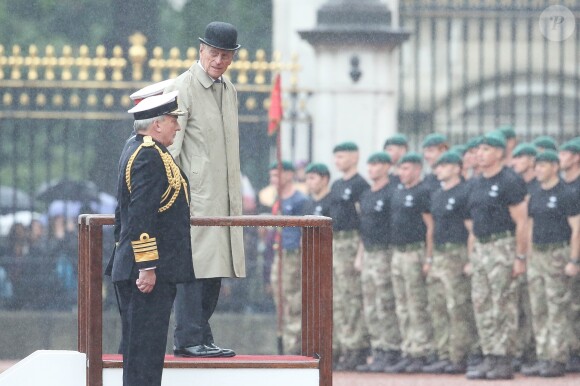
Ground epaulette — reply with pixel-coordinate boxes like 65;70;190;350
142;135;155;147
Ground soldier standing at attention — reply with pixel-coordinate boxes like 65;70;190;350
421;133;449;191
385;152;434;374
462;137;482;180
268;161;309;355
522;150;580;377
558;138;580;372
383;133;409;185
465;131;528;380
509;142;538;370
422;151;478;374
329;142;370;370
303;163;332;217
355;152;402;372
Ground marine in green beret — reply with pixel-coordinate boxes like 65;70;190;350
512;143;538;158
533;136;558;152
511;143;538;190
384;133;409;148
434;150;463;167
481;131;506;149
305;162;330;177
269;160;295;171
399;151;423;165
367;152;392;164
497;125;516;140
535;150;560;164
333;141;359;153
450;144;467;156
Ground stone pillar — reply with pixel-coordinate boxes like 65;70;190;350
298;0;409;174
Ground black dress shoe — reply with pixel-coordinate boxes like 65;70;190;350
206;343;236;357
174;344;222;358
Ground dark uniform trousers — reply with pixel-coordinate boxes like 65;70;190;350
116;280;177;386
174;278;222;348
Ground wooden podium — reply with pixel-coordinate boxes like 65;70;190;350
78;214;333;386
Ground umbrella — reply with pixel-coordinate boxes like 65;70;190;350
0;186;33;214
36;179;99;203
0;211;44;237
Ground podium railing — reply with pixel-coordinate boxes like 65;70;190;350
77;214;333;386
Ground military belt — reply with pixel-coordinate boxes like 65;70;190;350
395;242;424;252
534;241;568;252
364;244;389;253
434;242;465;253
334;230;357;240
477;231;513;244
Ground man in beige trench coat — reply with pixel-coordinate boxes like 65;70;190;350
166;21;245;358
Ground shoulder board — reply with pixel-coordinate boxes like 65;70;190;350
143;136;155;147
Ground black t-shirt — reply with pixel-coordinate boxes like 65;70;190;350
431;182;470;245
303;193;332;217
422;173;442;192
529;180;580;244
563;176;580;200
329;173;370;231
389;173;401;187
359;182;396;248
467;167;527;238
526;178;540;196
390;182;431;245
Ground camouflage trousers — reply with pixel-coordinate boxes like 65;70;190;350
391;245;433;357
361;246;401;351
333;232;369;351
514;272;536;360
271;249;302;355
471;236;518;356
528;245;572;363
569;273;580;355
427;245;478;364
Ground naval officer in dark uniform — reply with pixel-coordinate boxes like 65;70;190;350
110;91;195;386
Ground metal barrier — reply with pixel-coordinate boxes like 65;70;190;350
77;214;332;386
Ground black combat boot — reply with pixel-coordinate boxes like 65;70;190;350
339;349;368;371
540;361;566;377
405;356;427;373
422;358;452;373
521;360;547;376
466;355;495;380
384;356;412;373
486;355;514;380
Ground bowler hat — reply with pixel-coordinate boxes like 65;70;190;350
199;22;241;51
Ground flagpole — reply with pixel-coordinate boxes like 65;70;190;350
268;73;285;355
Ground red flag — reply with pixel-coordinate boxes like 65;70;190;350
268;74;283;136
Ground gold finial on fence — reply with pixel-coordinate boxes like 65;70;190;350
59;45;74;81
94;45;107;81
25;45;40;80
186;47;197;67
9;45;23;80
289;53;301;89
110;45;126;81
129;32;147;81
235;49;250;84
253;49;268;85
149;47;165;82
77;45;91;81
166;47;182;79
43;45;57;80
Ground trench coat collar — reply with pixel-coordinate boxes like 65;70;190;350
191;61;227;90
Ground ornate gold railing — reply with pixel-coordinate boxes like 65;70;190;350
0;32;302;119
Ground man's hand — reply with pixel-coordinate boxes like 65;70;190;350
422;262;431;276
512;259;526;278
136;269;156;293
565;262;580;277
463;262;472;276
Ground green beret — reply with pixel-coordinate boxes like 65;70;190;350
481;131;506;148
304;162;330;177
533;135;557;151
535;150;560;163
450;144;467;155
333;141;358;153
422;133;448;148
434;151;463;167
512;142;537;158
367;152;392;164
560;139;580;154
399;151;423;165
465;136;483;150
497;125;516;139
269;160;295;171
383;134;408;147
